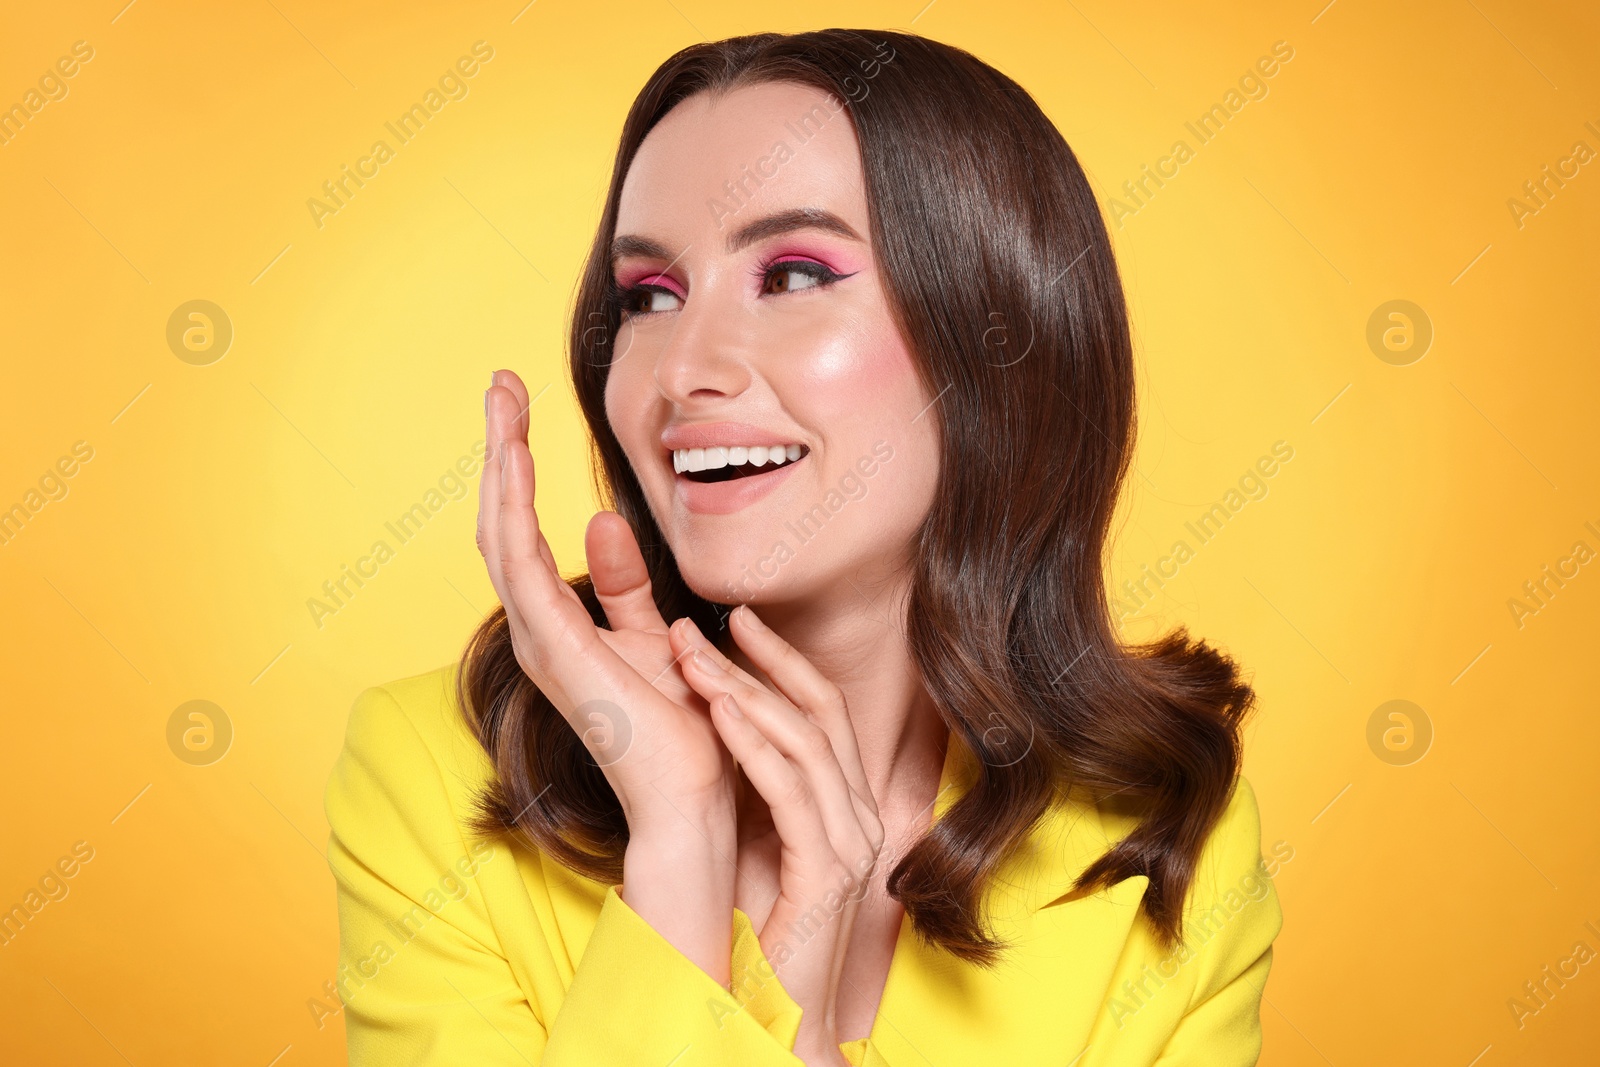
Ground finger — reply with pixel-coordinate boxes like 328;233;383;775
482;373;555;595
484;372;576;590
676;617;877;843
670;617;769;693
497;367;534;441
587;511;671;634
496;403;590;680
728;606;874;810
847;788;885;858
538;535;565;585
493;455;688;747
478;376;686;751
506;375;575;598
685;649;876;873
478;371;507;601
535;522;573;600
708;693;835;876
710;694;875;944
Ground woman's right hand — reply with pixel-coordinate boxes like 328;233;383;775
477;369;736;842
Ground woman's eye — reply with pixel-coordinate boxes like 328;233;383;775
614;260;853;318
622;285;681;317
761;260;842;296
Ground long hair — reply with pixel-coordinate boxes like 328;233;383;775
456;28;1255;965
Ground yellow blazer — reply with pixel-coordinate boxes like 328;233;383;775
324;664;1283;1065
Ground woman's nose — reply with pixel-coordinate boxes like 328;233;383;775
650;277;754;405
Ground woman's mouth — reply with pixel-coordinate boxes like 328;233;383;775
670;443;810;515
673;443;809;483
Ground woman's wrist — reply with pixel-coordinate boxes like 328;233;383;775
793;1038;851;1067
621;817;739;987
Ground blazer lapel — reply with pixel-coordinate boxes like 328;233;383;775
862;740;1150;1067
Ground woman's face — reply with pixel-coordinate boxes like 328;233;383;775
604;81;940;607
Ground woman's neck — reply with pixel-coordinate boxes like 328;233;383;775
724;573;949;819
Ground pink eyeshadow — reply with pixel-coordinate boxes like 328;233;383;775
764;245;862;275
615;269;685;296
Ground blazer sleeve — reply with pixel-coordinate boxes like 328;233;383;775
1150;776;1284;1067
324;682;810;1066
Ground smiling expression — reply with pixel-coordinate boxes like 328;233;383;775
602;80;941;606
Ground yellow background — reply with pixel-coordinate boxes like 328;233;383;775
2;1;1596;1063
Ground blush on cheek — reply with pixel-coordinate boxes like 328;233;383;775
798;321;917;397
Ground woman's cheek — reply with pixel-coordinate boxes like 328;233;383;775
603;361;644;458
605;329;648;408
785;310;872;384
790;318;916;408
610;321;642;373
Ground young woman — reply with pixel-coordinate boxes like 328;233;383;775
325;28;1282;1067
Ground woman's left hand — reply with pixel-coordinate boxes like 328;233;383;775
669;604;885;1066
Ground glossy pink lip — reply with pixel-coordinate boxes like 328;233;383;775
675;454;807;515
661;421;803;452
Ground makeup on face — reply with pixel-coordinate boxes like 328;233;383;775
601;80;938;604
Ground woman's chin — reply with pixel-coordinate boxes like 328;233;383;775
674;554;793;608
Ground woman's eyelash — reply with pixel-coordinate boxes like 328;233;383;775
607;259;857;318
605;277;677;319
749;258;852;290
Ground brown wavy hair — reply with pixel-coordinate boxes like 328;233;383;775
456;28;1255;965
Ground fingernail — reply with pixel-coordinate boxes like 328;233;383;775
483;388;489;417
684;619;712;650
723;694;744;719
489;370;497;388
693;650;724;675
738;605;765;630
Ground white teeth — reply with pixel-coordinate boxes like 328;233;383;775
671;442;806;473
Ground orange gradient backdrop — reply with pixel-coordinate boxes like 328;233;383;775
1;1;1596;1064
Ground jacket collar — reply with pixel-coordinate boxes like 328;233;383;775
929;729;1131;914
855;732;1150;1065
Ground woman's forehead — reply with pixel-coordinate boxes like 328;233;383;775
617;81;866;235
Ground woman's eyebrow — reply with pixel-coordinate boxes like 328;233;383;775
725;207;861;252
609;207;862;264
610;234;671;262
